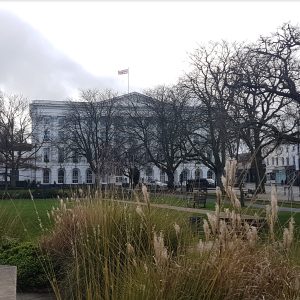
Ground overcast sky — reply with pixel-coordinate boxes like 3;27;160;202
1;1;300;100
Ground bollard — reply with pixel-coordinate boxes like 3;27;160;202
0;265;17;300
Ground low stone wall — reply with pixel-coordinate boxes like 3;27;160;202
0;265;17;300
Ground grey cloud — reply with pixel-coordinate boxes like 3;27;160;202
0;10;120;100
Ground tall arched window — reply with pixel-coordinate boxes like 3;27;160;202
58;169;65;184
145;166;153;180
207;170;213;179
181;168;189;182
195;168;200;180
72;168;79;184
43;169;50;184
86;169;93;184
160;170;166;183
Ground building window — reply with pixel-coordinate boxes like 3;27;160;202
72;169;79;184
207;170;213;179
181;169;189;182
43;148;50;163
272;157;274;165
43;117;51;126
293;156;296;165
58;117;65;128
116;176;122;183
276;157;278;166
195;168;200;180
145;166;153;180
281;157;284;166
160;171;166;183
86;169;93;184
286;157;290;165
266;158;269;166
58;148;64;163
286;147;289;153
58;169;65;184
43;169;50;184
44;129;50;141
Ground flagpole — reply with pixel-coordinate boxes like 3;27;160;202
128;67;129;94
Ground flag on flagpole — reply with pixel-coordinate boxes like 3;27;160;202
118;68;129;75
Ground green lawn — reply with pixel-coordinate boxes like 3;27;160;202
0;198;59;242
252;198;300;209
0;196;299;242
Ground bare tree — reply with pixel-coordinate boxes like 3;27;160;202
253;23;300;104
182;41;238;188
124;87;194;189
229;34;297;192
113;137;146;188
63;89;121;186
0;92;39;188
234;23;300;144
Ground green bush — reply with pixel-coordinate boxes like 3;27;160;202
0;241;49;291
31;189;72;199
0;190;32;199
0;189;73;200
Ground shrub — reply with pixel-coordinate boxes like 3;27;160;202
0;188;73;199
0;240;49;291
31;189;72;199
0;189;32;199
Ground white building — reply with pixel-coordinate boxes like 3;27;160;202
265;144;300;185
26;92;214;187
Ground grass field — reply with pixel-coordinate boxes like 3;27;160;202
0;194;300;242
0;198;59;241
0;197;205;242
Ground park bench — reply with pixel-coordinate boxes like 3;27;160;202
186;191;207;208
241;188;256;201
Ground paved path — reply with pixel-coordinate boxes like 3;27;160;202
244;183;300;202
248;203;300;213
116;199;263;220
17;294;54;300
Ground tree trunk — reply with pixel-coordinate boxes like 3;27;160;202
166;171;175;190
95;170;101;188
10;168;17;188
252;154;266;193
215;168;224;191
4;163;8;191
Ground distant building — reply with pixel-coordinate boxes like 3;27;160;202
264;144;300;185
25;92;214;186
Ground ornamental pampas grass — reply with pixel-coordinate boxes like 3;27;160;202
266;186;278;242
174;222;180;236
153;231;169;268
142;184;150;204
283;217;294;251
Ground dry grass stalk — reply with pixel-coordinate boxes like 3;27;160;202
153;231;169;268
283;217;294;251
266;186;278;242
142;184;150;204
136;205;145;218
173;222;180;236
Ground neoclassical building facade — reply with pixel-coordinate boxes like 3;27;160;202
21;92;215;186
